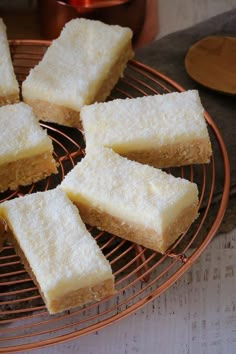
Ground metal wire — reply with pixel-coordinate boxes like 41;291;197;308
0;40;230;353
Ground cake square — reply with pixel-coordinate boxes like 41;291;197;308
0;189;115;314
0;102;58;192
81;90;212;168
61;147;199;253
22;18;133;128
0;18;19;105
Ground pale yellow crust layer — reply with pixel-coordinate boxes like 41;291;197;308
21;98;81;128
0;93;19;106
6;221;115;314
118;139;212;168
73;200;199;254
23;42;133;128
0;151;58;192
49;278;115;314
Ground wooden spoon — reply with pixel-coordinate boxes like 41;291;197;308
185;36;236;95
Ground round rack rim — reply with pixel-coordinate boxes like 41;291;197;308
0;39;230;353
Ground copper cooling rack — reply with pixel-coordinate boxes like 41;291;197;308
0;40;230;353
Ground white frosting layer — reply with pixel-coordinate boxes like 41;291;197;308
0;189;113;302
81;90;210;152
22;18;133;110
0;18;19;97
61;147;199;235
0;102;53;164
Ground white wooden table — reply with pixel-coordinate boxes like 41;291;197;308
24;228;236;354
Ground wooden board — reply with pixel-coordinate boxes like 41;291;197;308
185;36;236;95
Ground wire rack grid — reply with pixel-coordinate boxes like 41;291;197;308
0;40;230;353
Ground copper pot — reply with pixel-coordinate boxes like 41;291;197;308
38;0;157;47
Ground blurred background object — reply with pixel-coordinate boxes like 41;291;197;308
0;0;158;48
0;0;235;47
37;0;158;48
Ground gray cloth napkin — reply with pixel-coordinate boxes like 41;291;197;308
136;9;236;232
